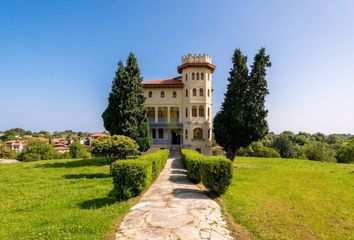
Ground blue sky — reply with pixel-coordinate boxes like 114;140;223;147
1;0;353;134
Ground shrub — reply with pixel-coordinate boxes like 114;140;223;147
69;141;90;158
303;142;336;162
111;149;169;200
181;149;203;183
17;140;57;161
201;156;233;195
182;149;233;195
238;142;280;158
90;135;140;174
139;149;169;180
337;140;354;163
0;144;17;159
112;160;152;200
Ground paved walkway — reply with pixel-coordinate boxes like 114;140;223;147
116;148;234;240
0;159;19;164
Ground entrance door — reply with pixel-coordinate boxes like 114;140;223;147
171;129;181;145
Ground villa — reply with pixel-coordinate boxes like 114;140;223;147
143;54;214;155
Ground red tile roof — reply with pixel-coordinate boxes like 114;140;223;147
143;76;183;88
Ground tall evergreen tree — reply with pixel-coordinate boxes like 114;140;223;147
102;53;151;151
214;48;271;160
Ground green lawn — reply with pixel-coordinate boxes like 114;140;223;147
223;157;354;240
0;158;136;240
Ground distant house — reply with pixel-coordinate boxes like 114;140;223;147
88;133;109;146
52;138;69;153
4;140;28;152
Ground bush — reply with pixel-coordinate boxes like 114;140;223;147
112;160;152;200
17;141;57;162
337;140;354;163
111;149;169;200
69;141;90;158
0;144;17;159
201;156;233;195
139;149;169;180
303;142;336;162
181;149;203;183
181;149;233;195
238;142;280;158
90;135;140;174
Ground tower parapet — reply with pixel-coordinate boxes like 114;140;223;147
181;54;212;64
178;53;215;74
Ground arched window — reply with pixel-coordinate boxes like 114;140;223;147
192;106;197;117
148;91;152;98
173;91;177;98
208;74;210;81
170;107;179;122
207;89;210;97
201;73;204;80
199;88;204;96
196;73;199;80
158;107;168;122
207;107;210;117
185;73;188;81
185;89;188;97
192;73;195;80
193;128;203;140
185;107;188;117
193;88;197;96
161;91;165;98
199;105;204;117
185;129;188;139
147;107;155;121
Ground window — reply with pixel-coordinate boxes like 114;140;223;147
185;129;188;139
185;89;188;97
199;88;203;96
192;72;195;80
170;107;179;121
148;91;152;98
158;129;164;139
152;129;156;139
185;107;188;117
193;88;196;96
158;107;168;122
196;73;199;80
207;107;210;117
208;129;211;139
199;105;204;117
207;89;210;97
173;91;177;98
193;128;203;140
161;91;165;98
201;73;204;80
208;74;210;81
192;106;197;117
147;107;155;118
185;73;188;81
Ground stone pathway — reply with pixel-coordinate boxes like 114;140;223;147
116;148;234;240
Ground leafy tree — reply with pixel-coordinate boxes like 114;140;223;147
303;142;336;162
102;53;151;151
214;48;271;160
90;135;140;174
272;134;297;158
337;140;354;163
69;141;90;158
0;144;17;159
17;141;57;161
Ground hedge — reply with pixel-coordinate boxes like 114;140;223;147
181;149;233;195
111;149;169;200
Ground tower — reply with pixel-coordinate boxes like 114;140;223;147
178;54;215;155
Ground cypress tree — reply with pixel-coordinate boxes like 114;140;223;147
214;48;271;160
102;53;151;151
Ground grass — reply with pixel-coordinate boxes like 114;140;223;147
0;158;136;240
222;157;354;240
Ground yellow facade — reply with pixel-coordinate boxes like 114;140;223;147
143;54;214;155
